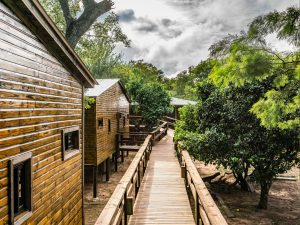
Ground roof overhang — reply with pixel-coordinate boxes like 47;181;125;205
117;80;131;103
86;79;131;103
3;0;97;88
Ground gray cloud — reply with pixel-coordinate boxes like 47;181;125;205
136;18;159;32
161;18;173;27
114;0;297;76
117;9;136;22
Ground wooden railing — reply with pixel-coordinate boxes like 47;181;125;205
115;121;168;164
180;150;228;225
117;132;149;146
150;121;168;142
95;135;152;225
162;116;178;129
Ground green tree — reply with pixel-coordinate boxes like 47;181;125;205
127;81;171;129
166;60;215;100
129;60;165;83
209;34;299;130
248;6;300;47
175;82;299;209
40;0;130;78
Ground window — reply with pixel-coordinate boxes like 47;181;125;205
9;152;32;225
108;119;111;133
62;126;80;160
123;116;126;127
98;118;103;128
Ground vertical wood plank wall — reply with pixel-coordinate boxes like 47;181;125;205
84;83;130;166
0;3;84;224
84;102;96;165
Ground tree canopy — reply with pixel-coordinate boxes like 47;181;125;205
175;81;299;209
40;0;118;47
208;9;300;130
127;80;171;129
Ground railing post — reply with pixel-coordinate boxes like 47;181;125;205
115;134;119;171
181;164;186;178
195;193;200;225
124;192;128;225
143;154;146;173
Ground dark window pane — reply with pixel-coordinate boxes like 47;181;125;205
108;119;111;132
64;130;79;151
13;162;26;215
98;118;103;128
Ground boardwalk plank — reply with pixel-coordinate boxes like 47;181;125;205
129;132;195;225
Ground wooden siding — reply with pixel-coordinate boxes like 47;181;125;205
0;3;83;224
84;101;96;165
84;82;130;166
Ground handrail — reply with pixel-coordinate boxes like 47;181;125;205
161;116;177;129
95;135;153;225
181;150;228;225
163;116;178;122
150;122;168;142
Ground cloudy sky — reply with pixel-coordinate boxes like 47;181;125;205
112;0;298;77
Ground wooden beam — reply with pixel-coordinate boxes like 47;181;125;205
106;158;110;182
93;165;98;199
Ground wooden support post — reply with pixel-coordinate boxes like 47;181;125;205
137;165;141;189
123;192;128;225
121;148;124;163
93;165;98;199
181;165;187;179
195;193;200;225
143;156;146;173
106;158;110;181
114;152;118;172
125;196;134;216
146;150;150;161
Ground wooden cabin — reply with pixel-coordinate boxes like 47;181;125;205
84;79;130;198
0;1;97;224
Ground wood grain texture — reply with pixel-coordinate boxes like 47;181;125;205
129;132;195;225
84;82;130;165
0;3;84;224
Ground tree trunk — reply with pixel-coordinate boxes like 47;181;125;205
258;180;272;209
59;0;113;47
237;174;249;192
235;172;250;192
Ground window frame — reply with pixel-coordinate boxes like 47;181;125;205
98;118;104;129
61;126;80;160
9;152;33;225
108;119;111;133
123;115;127;127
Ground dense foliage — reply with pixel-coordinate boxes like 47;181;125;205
210;36;300;130
166;59;215;100
175;82;299;209
209;6;300;130
127;80;171;129
175;6;300;210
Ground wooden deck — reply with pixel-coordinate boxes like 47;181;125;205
129;131;195;225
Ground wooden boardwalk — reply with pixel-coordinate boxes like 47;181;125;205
129;132;195;225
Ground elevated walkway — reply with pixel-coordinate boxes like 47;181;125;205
129;132;195;225
95;129;227;225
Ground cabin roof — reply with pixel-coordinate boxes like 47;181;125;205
171;97;197;106
3;0;97;88
86;79;130;102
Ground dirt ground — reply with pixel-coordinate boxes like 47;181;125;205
195;161;300;225
84;152;136;225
